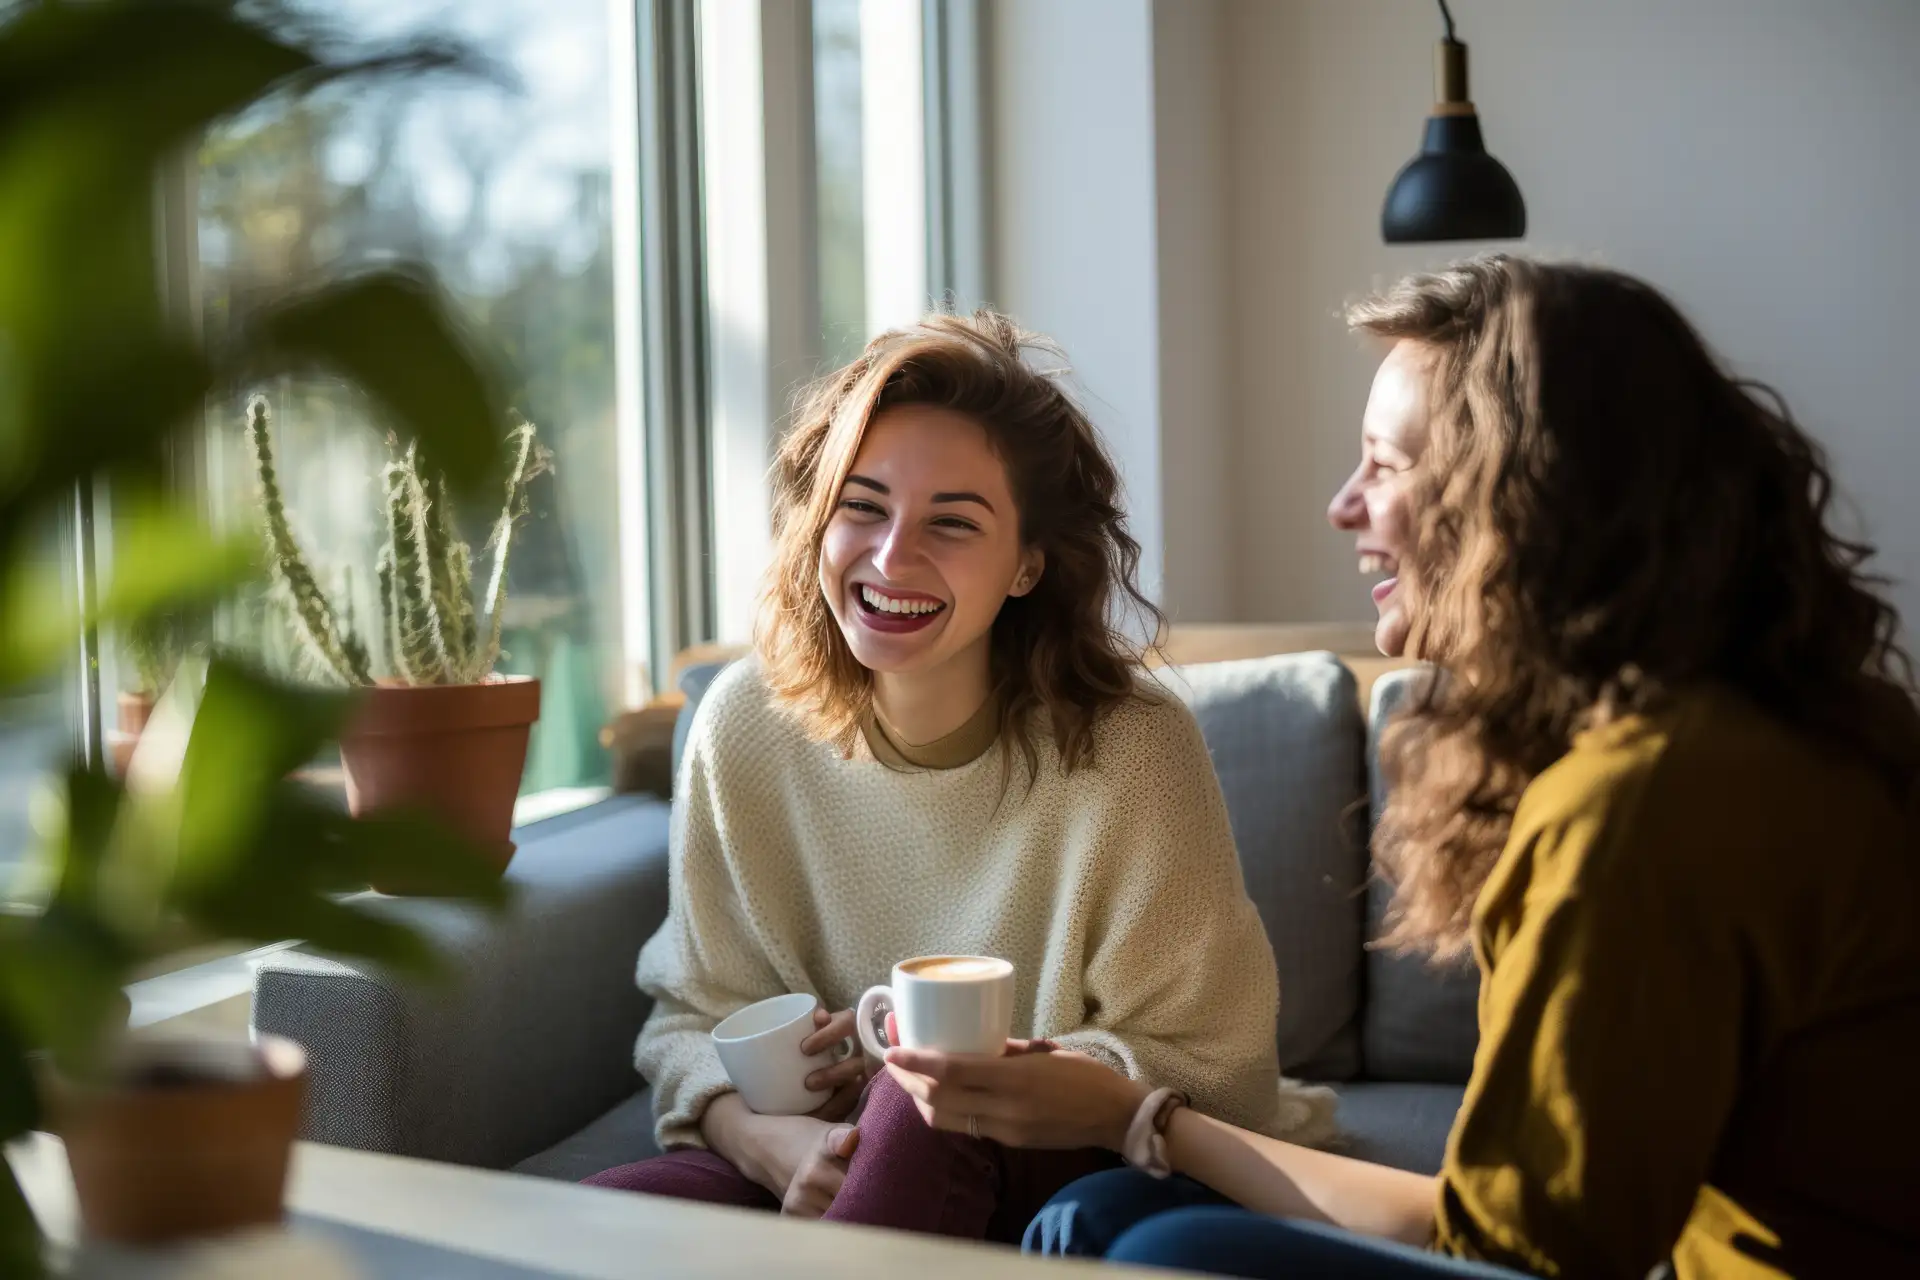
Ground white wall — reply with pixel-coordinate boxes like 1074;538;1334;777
1216;0;1920;628
1152;0;1234;622
987;0;1166;605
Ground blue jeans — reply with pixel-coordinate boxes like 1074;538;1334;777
1025;1168;1532;1278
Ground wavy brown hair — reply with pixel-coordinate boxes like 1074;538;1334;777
1357;256;1920;959
757;309;1161;777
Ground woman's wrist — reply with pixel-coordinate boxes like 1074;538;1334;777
701;1092;772;1188
1158;1097;1196;1174
1102;1076;1156;1152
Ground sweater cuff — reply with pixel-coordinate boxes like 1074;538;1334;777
653;1072;737;1152
1045;1030;1134;1080
637;1030;736;1151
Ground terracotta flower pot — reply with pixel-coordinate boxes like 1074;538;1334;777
338;675;541;893
54;1035;307;1246
107;690;155;777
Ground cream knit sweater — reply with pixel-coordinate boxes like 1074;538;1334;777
634;658;1331;1150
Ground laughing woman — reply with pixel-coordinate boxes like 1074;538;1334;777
583;311;1314;1240
884;260;1920;1278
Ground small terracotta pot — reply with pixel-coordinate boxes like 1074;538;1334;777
54;1035;307;1246
338;675;541;893
107;691;156;777
118;690;155;737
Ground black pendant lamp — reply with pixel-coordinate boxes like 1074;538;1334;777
1381;0;1526;243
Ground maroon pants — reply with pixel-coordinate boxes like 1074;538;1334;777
584;1069;1119;1242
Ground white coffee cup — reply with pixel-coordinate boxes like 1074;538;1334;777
856;955;1015;1058
712;993;854;1116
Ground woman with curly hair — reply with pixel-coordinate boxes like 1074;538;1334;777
584;310;1305;1240
887;259;1920;1277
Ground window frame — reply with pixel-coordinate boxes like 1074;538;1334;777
632;0;715;695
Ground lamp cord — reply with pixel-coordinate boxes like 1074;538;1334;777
1437;0;1458;43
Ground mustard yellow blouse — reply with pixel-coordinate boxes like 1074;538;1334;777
1434;686;1920;1279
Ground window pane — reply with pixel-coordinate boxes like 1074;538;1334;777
0;679;67;888
197;0;625;803
814;0;866;363
0;509;77;893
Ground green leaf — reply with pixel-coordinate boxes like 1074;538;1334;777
0;306;212;530
158;658;507;967
0;2;304;509
169;659;357;892
0;1159;43;1280
191;881;441;976
317;805;516;910
177;794;510;977
0;3;314;152
97;500;255;624
234;272;511;500
0;1000;42;1142
0;907;131;1079
41;767;123;913
0;496;254;685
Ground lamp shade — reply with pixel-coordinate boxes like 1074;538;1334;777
1382;32;1525;244
1382;114;1526;243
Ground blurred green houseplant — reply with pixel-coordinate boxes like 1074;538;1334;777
0;1;527;1270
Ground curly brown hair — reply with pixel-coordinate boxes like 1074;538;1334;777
1355;256;1920;959
756;309;1161;777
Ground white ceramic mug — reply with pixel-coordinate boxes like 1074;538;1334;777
712;993;854;1115
856;955;1015;1058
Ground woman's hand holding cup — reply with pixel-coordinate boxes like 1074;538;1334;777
710;993;858;1116
883;1033;1151;1152
801;1006;868;1122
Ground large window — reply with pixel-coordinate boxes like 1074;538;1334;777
0;0;977;897
193;0;628;813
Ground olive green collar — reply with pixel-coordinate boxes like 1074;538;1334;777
863;694;1001;771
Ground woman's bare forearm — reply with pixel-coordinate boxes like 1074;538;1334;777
1165;1108;1438;1245
699;1092;771;1188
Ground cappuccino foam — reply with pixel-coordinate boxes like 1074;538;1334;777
901;956;1009;981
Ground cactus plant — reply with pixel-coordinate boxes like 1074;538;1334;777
246;394;546;686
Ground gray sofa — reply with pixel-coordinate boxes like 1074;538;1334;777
254;652;1478;1183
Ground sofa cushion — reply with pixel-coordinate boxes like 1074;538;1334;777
513;1088;660;1181
1329;1081;1464;1176
254;797;670;1170
1163;654;1368;1081
672;662;731;784
1362;669;1480;1083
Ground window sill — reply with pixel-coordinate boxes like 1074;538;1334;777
127;938;311;1033
513;784;612;827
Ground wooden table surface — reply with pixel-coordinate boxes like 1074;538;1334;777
11;1132;1153;1278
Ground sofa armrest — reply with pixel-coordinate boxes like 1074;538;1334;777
252;795;671;1170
